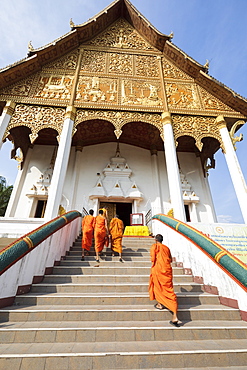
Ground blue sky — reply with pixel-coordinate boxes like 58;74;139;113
0;0;246;223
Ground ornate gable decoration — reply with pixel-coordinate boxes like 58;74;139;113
88;18;156;51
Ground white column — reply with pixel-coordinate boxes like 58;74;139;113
162;112;186;222
0;101;16;150
5;147;33;217
216;116;247;224
44;106;76;220
150;148;162;214
71;146;83;210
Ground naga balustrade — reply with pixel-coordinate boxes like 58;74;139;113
0;211;81;308
152;214;247;319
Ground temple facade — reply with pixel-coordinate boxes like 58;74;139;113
0;0;247;226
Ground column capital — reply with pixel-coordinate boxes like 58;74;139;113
161;112;172;125
65;105;76;121
215;115;227;130
3;101;16;116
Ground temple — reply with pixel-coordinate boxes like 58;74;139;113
0;0;247;227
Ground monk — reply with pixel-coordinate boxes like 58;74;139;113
149;234;180;327
109;214;124;262
81;209;95;260
94;209;108;262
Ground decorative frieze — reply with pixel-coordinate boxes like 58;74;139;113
0;77;34;97
75;76;118;104
162;58;192;80
198;86;235;112
109;53;133;75
166;82;200;110
172;114;224;151
135;55;159;77
75;109;162;138
5;104;65;143
81;50;106;73
43;50;79;71
88;19;156;51
34;74;74;101
121;79;162;106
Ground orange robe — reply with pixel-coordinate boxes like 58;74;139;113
82;215;95;251
109;218;124;254
149;242;178;313
94;215;107;253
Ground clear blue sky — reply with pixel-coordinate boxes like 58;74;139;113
0;0;246;223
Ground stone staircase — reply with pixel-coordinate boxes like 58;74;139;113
0;235;247;369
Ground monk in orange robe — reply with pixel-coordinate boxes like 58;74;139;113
149;234;180;327
81;209;95;260
94;209;108;262
109;215;124;262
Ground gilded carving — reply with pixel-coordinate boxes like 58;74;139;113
172;115;223;151
135;55;159;77
4;104;65;143
43;50;79;70
81;50;106;73
162;58;192;80
34;75;74;100
166;82;200;109
0;77;34;97
75;109;162;138
121;79;162;106
198;86;235;112
229;120;244;150
76;76;118;103
109;53;133;75
89;19;156;51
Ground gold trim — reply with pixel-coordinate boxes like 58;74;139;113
214;250;227;263
61;215;68;223
23;236;34;249
65;105;77;121
3;101;16;116
215;115;227;130
161;111;172;125
175;222;181;231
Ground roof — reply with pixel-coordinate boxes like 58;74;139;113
0;0;247;117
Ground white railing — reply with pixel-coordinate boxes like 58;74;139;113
152;218;247;314
0;212;81;305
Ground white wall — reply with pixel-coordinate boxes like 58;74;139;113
9;143;216;223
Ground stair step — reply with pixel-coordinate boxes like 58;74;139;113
0;305;240;322
52;266;184;275
31;282;202;293
42;274;194;284
14;292;220;306
1;320;247;343
0;340;246;369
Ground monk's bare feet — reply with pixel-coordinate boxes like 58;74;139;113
154;303;165;310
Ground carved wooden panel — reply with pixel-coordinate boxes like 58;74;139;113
88;18;156;51
81;50;106;73
75;76;118;104
166;82;201;110
5;104;65;143
172;114;223;151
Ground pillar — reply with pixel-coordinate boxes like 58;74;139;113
71;146;83;210
44;106;76;220
216;116;247;224
0;101;16;150
162;112;186;222
150;148;162;214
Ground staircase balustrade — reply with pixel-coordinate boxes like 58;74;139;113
0;210;81;307
153;214;247;316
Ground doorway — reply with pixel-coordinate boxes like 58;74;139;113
99;201;132;227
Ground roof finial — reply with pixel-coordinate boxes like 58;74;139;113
28;41;34;52
204;59;209;70
70;18;75;29
168;31;174;40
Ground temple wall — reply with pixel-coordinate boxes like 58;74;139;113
178;152;216;223
10;143;216;223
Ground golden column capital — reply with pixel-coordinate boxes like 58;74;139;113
65;105;76;121
161;111;172;125
215;115;227;130
3;101;16;116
